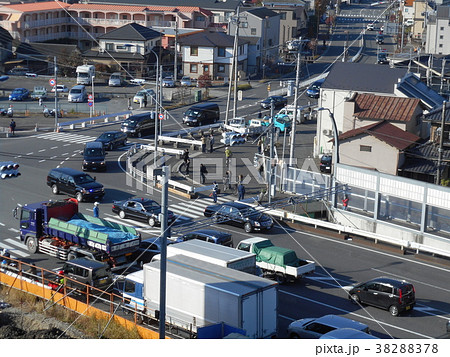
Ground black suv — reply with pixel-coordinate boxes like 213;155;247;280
204;201;273;233
348;277;416;316
179;229;233;247
82;141;106;172
320;155;332;173
95;131;127;150
47;167;105;202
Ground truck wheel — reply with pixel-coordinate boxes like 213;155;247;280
76;192;83;202
275;273;286;284
52;184;59;195
148;217;156;227
26;237;38;254
119;210;126;219
244;222;253;233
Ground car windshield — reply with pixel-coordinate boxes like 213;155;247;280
185;109;200;117
84;148;103;157
143;202;160;210
71;89;82;94
99;133;114;139
92;267;111;280
12;89;23;94
321;156;332;164
74;174;95;184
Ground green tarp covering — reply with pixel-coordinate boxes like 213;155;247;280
252;240;300;268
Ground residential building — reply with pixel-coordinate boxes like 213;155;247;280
82;23;161;77
401;0;415;23
338;121;420;176
228;7;279;75
412;0;433;42
178;30;248;80
425;5;450;55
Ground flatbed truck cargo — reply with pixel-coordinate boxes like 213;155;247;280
236;237;315;283
13;199;140;270
151;239;261;275
118;255;278;338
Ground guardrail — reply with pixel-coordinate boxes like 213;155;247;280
163;123;221;138
157;135;202;150
58;110;132;130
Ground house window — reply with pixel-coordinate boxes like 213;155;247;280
196;15;205;21
251;28;256;35
190;46;198;56
218;47;226;57
440;35;444;39
439;44;443;48
106;43;114;51
279;12;286;20
440;27;444;31
203;65;209;72
190;64;198;73
218;64;225;72
116;45;129;51
122;15;128;20
292;12;297;20
360;145;372;152
240;22;248;28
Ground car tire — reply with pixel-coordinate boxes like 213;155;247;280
350;294;361;305
76;192;83;202
52;184;59;195
26;236;38;254
289;333;300;339
389;305;399;317
148;217;156;227
119;210;126;219
244;222;253;233
137;132;142;138
275;273;286;284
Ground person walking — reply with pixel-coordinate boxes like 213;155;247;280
185;158;190;175
38;97;43;106
223;170;231;191
342;195;349;210
201;135;207;153
182;149;189;163
209;133;215;153
143;93;148;108
225;147;232;168
9;119;16;136
237;183;245;201
212;181;219;203
127;97;132;110
257;137;264;154
93;202;100;218
200;163;208;184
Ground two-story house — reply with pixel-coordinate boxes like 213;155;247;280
82;23;161;77
178;30;248;80
228;7;280;75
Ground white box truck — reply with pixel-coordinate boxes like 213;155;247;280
76;65;95;85
118;255;278;338
151;239;261;275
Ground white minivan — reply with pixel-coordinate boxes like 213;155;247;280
68;85;87;103
108;72;124;87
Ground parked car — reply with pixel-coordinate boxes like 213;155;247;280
204;201;273;233
306;78;325;99
287;314;371;339
162;76;175;87
179;229;233;247
68;85;87;103
180;76;192;86
112;198;175;227
346;277;416;316
377;51;389;64
320;155;332;173
47;167;105;202
95;131;127;150
320;328;379;339
9;88;29;101
132;237;180;268
375;34;384;44
260;95;288;109
51;84;69;93
133;89;155;104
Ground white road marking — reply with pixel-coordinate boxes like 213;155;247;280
26;152;33;155
38;160;46;163
61;153;69;156
50;156;57;159
51;146;58;149
0;222;4;226
38;149;46;152
63;144;71;146
8;228;19;233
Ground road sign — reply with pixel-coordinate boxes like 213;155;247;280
49;79;56;86
158;113;164;120
88;102;93;107
88;94;93;100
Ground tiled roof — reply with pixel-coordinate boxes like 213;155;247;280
396;72;445;110
178;30;247;47
401;141;450;175
339;121;420;150
3;1;70;12
98;23;161;41
353;93;421;122
422;101;450;123
87;0;240;12
69;4;213;16
246;7;279;19
404;0;414;6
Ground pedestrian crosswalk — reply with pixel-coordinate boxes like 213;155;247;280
2;195;234;259
32;132;98;144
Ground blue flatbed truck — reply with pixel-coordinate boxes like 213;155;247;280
13;198;141;270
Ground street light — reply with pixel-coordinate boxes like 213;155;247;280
316;107;339;207
149;48;159;166
91;75;95;117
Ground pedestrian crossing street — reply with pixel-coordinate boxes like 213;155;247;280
2;195;233;259
31;132;134;150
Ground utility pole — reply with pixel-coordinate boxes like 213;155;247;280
174;20;178;83
54;56;58;131
158;165;169;339
289;37;302;166
268;99;275;204
153;54;159;167
436;101;447;185
233;5;240;119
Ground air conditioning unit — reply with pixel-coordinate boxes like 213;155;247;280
322;129;332;136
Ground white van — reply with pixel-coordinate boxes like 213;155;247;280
68;85;87;103
108;72;124;87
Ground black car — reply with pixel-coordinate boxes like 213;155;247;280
82;141;106;172
320;155;332;173
95;131;127;150
377;51;389;64
112;198;175;227
47;167;105;202
179;229;233;247
375;34;384;44
204;201;273;233
306;78;325;99
347;277;416;316
260;96;288;109
132;237;181;267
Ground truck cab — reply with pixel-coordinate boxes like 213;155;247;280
116;270;145;311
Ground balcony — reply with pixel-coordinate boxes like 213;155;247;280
23;17;69;29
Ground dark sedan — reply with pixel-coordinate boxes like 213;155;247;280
95;131;127;150
179;229;233;247
260;96;288;109
204;201;273;233
132;237;181;267
112;198;175;227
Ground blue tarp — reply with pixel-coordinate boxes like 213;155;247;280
68;219;136;244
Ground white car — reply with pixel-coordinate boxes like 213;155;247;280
130;78;146;85
162;76;175;87
180;76;192;86
133;89;155;104
51;84;69;93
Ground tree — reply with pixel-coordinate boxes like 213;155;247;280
197;74;212;98
58;49;83;77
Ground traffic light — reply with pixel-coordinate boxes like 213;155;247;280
220;132;246;146
1;161;20;179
